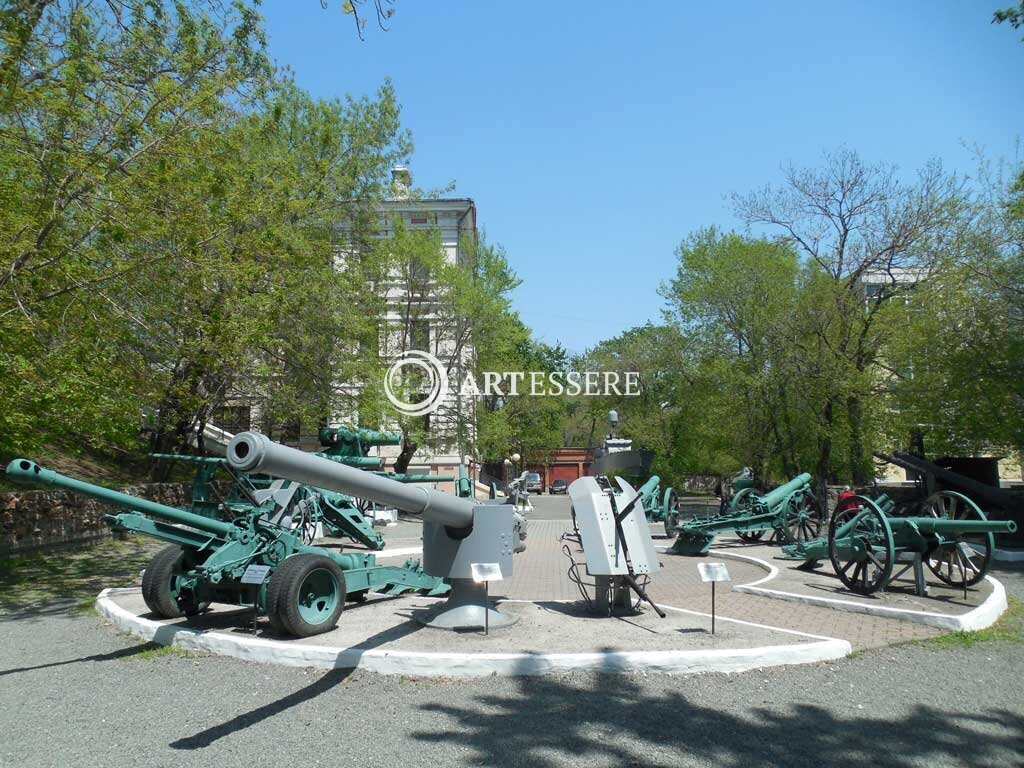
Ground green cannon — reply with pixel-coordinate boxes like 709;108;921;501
634;476;679;537
148;424;458;552
781;491;1017;595
5;458;448;637
669;472;819;555
318;426;399;458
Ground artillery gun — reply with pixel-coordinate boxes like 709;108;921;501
631;476;679;537
668;472;820;555
6;456;452;638
226;432;527;630
150;426;456;551
782;491;1017;595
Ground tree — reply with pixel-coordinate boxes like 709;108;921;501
731;148;966;483
0;1;411;463
884;160;1024;459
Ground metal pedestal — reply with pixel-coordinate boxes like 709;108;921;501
414;579;517;630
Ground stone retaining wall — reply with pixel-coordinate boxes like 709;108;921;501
1;482;191;556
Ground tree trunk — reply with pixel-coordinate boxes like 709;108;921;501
846;394;870;485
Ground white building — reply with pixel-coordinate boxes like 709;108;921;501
332;167;479;484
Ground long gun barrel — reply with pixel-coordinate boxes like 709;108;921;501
760;472;813;510
888;516;1016;536
319;427;401;449
227;432;477;529
875;451;1013;510
637;476;661;503
5;458;234;537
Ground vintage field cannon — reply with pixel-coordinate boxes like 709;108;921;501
782;491;1017;595
668;472;819;555
6;457;449;638
227;432;527;629
633;476;679;537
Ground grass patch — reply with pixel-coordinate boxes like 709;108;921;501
0;536;164;614
130;643;192;661
915;595;1024;649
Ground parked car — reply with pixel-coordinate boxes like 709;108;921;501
525;472;543;494
548;478;569;495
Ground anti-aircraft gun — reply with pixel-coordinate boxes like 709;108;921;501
226;432;527;630
6;456;451;637
149;426;456;552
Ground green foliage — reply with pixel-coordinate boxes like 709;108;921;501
993;2;1024;36
576;153;1019;486
0;1;409;465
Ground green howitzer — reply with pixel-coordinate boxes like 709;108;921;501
150;452;387;550
782;491;1017;594
318;426;400;458
632;476;679;537
669;472;818;556
5;458;447;637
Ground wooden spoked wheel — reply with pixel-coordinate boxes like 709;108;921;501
731;487;765;541
782;490;822;545
828;496;894;595
923;490;993;589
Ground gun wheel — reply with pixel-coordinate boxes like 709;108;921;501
828;496;894;595
728;486;757;515
141;546;208;618
924;491;993;588
663;512;680;538
267;554;345;638
782;491;822;545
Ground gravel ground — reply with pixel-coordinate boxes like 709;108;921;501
0;561;1021;767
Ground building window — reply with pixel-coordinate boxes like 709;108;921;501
410;320;430;351
215;405;251;433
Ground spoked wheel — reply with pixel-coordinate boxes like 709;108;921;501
355;497;374;515
141;546;209;618
924;491;993;588
663;512;680;538
266;554;346;638
783;490;822;545
662;488;678;518
728;487;757;515
828;496;894;595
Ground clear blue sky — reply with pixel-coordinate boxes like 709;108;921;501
259;1;1022;353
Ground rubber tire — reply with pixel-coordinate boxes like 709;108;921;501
267;554;346;638
141;546;187;619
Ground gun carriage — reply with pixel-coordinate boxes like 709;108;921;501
668;472;820;555
150;426;455;551
5;449;466;638
782;491;1017;595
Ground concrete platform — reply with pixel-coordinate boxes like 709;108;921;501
92;520;1007;676
96;587;848;677
702;537;1008;631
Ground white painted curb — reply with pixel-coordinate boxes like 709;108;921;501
95;588;850;677
712;550;1009;632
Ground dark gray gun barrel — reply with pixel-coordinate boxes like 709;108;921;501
227;432;476;528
